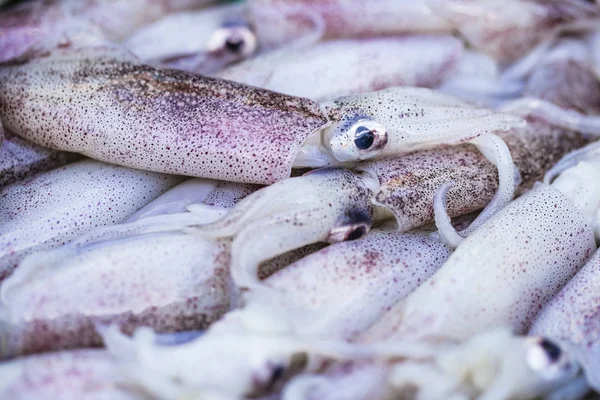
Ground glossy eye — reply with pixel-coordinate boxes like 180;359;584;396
354;125;375;150
539;338;562;362
347;225;368;240
327;222;371;243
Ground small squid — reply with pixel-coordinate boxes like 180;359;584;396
124;3;258;74
528;142;600;395
0;160;182;281
214;35;464;101
0;0;212;63
98;225;455;399
0;43;523;189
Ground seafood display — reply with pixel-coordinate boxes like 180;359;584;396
1;1;600;400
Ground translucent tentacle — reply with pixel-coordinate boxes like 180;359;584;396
501;97;600;136
434;134;517;247
544;141;600;184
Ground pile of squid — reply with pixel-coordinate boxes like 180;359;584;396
3;0;600;399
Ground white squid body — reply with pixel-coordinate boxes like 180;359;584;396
215;35;464;101
364;181;596;343
0;349;142;400
124;3;256;74
99;227;454;399
0;177;265;358
0;160;182;281
530;249;600;394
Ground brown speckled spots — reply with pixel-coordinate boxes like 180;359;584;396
358;119;587;232
0;47;327;184
362;184;595;343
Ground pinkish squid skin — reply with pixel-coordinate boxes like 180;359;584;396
97;227;454;399
358;117;587;232
215;35;464;101
0;45;327;185
0;0;212;63
0;159;183;281
0;130;80;189
530;249;600;393
363;183;595;343
0;232;231;359
0;349;142;400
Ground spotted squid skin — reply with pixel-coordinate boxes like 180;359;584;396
0;131;80;189
0;46;327;184
0;349;142;400
0;234;230;358
201;181;263;209
0;0;210;62
358;118;587;232
215;35;463;101
530;250;600;392
362;184;595;343
0;160;182;281
261;229;453;340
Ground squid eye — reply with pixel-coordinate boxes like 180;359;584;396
354;126;375;150
539;338;562;362
327;222;371;243
225;36;244;53
347;225;367;240
207;25;258;57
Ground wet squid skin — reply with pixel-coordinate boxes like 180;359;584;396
0;233;232;359
0;46;327;185
0;159;183;282
298;176;598;400
214;35;464;101
0;130;80;189
0;0;210;63
0;171;359;358
94;227;454;400
530;249;600;393
359;117;588;232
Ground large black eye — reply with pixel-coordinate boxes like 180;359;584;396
225;36;244;53
354;126;375;150
539;338;562;362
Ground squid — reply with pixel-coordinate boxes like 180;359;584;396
0;172;342;357
97;225;455;399
528;141;600;396
0;159;182;281
124;2;258;74
286;150;600;400
0;43;523;187
246;0;600;63
0;0;212;63
214;35;464;101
